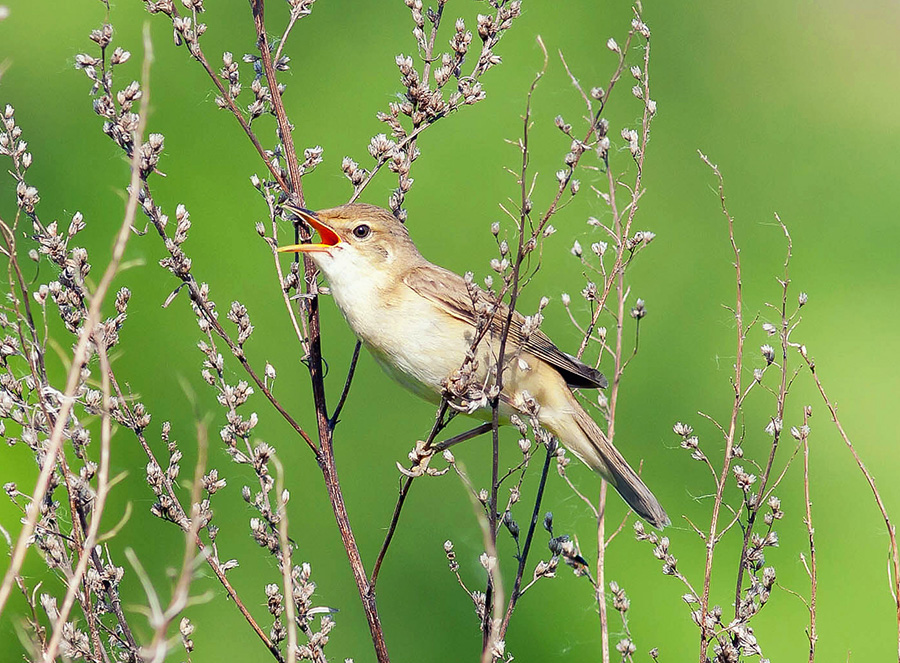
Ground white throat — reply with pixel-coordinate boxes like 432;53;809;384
312;244;394;335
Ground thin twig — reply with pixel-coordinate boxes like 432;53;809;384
147;1;289;191
143;421;208;663
481;36;549;658
274;1;313;64
574;24;647;363
43;337;115;662
432;423;494;453
801;407;817;663
577;21;655;661
697;151;744;662
249;3;389;660
370;474;415;592
274;456;298;663
266;194;311;360
799;345;899;659
498;440;555;636
370;402;465;590
0;30;152;623
597;479;611;663
733;218;793;615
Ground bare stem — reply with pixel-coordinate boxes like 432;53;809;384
274;456;298;663
799;346;899;660
597;480;610;663
697;151;744;662
733;219;793;615
370;401;455;590
481;36;549;659
498;440;555;636
143;422;207;663
0;30;152;623
802;407;817;663
249;3;388;658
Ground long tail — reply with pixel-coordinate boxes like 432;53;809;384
541;389;670;529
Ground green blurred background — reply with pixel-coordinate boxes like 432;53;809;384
2;0;899;660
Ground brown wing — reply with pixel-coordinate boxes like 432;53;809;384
403;263;608;389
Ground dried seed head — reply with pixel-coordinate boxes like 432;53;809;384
632;18;651;39
581;281;597;301
616;639;636;655
554;114;572;134
180;617;195;652
673;422;692;436
630;298;646;320
543;512;553;533
733;465;757;492
89;23;114;48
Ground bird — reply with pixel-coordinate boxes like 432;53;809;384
277;203;669;529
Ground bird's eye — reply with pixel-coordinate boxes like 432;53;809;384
352;224;371;239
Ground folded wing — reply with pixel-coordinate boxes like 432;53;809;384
403;263;607;390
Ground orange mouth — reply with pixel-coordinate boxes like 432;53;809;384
276;207;341;253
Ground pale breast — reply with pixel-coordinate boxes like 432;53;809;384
329;270;473;400
367;294;475;398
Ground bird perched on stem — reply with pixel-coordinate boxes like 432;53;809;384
278;203;668;529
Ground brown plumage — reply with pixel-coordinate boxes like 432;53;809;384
278;203;669;528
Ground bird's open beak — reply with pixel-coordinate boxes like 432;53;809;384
276;207;341;253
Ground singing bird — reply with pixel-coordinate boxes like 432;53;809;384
278;203;669;529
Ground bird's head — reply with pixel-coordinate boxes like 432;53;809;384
277;203;421;284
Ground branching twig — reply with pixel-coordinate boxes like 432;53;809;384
733;218;793;616
498;439;555;636
0;30;151;624
799;345;899;659
142;422;208;663
273;456;298;663
249;3;388;659
801;406;817;663
480;35;549;659
697;151;744;662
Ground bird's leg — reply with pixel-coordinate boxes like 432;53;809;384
327;340;362;431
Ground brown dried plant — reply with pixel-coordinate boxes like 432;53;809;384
0;2;897;663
